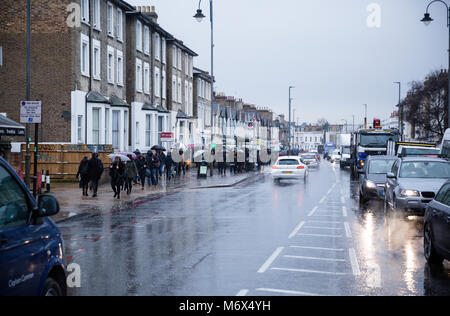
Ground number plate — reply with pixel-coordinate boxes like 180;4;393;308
283;171;293;174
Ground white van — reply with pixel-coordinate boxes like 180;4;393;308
441;129;450;158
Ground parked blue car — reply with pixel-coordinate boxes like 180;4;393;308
0;157;66;296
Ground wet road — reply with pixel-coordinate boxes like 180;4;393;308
60;161;450;296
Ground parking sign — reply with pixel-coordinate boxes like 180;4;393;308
20;101;42;124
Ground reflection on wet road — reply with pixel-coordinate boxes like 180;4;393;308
60;161;450;296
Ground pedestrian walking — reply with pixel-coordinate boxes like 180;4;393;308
125;154;138;195
88;153;104;198
158;150;166;179
136;155;147;190
145;150;153;186
176;149;186;176
165;152;174;181
149;149;160;189
109;156;125;199
76;156;90;196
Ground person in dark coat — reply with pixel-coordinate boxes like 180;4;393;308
88;153;103;198
76;156;90;196
109;156;125;199
165;152;174;181
145;150;153;186
149;149;160;189
125;154;138;195
136;155;147;190
158;150;166;179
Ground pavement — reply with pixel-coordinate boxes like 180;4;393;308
58;161;450;296
50;168;262;223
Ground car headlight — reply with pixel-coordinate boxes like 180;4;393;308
365;180;376;189
400;189;420;197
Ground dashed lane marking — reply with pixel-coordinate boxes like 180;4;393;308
271;267;348;276
344;222;352;238
255;288;320;296
258;247;284;273
307;206;319;217
284;255;346;262
349;248;361;276
288;221;305;239
236;289;249;296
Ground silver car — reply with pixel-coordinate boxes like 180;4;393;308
384;157;450;216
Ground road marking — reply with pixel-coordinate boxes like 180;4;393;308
284;255;346;262
344;222;352;238
304;226;343;230
312;215;339;218
258;247;284;273
236;289;249;296
319;196;327;204
288;221;305;239
289;246;345;251
342;206;348;217
307;206;319;217
327;188;333;195
296;233;342;238
341;196;345;204
308;220;344;224
272;267;348;275
256;288;320;296
349;248;361;276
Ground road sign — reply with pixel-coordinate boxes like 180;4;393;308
20;101;41;124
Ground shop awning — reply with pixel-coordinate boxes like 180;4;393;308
0;115;25;137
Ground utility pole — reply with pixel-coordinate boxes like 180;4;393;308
394;82;402;139
25;0;31;188
288;86;294;152
363;104;368;129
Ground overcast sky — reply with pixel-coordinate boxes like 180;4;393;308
129;0;447;126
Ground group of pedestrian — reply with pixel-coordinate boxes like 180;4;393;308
76;153;104;197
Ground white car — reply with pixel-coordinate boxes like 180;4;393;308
271;156;308;181
330;150;341;163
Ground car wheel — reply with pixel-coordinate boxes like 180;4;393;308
42;277;64;296
359;189;366;205
424;224;444;265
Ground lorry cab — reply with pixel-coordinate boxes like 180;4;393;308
0;157;66;296
441;128;450;159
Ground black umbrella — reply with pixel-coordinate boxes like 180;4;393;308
151;145;166;151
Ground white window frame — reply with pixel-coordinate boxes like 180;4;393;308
81;0;89;23
93;0;101;30
145;114;151;147
80;33;90;77
136;121;140;145
143;62;150;95
172;46;176;68
136;21;143;52
136;59;143;93
161;38;166;64
162;69;166;99
184;81;188;109
116;8;123;42
77;115;83;143
107;46;115;84
172;75;176;100
177;48;181;70
92;39;101;80
154;67;160;97
177;77;182;103
107;2;114;37
144;26;150;55
116;50;123;86
154;33;160;61
185;53;188;75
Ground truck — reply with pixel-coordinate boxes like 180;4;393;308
440;128;450;158
337;134;352;169
350;128;400;179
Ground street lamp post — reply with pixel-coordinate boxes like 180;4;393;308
363;104;368;129
194;0;214;176
421;1;450;128
341;119;348;133
288;86;295;152
394;82;403;139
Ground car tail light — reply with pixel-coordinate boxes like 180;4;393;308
272;166;278;169
297;166;305;169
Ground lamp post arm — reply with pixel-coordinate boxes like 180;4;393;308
426;0;450;26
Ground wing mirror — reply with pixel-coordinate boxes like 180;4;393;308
37;195;60;217
386;172;396;179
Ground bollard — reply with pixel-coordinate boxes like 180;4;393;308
46;169;50;193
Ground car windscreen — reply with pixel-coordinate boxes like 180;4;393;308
278;159;300;165
360;133;399;147
301;155;315;160
368;159;396;174
399;161;450;179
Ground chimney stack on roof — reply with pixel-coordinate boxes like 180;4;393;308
134;5;158;23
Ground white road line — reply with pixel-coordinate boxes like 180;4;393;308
304;226;343;230
327;188;333;195
256;288;320;296
349;248;361;276
319;196;327;204
289;246;345;251
257;247;284;273
341;196;345;204
344;222;352;238
288;221;305;239
296;233;342;238
284;255;346;262
272;267;348;275
342;206;348;217
236;289;249;296
308;220;344;224
307;206;319;217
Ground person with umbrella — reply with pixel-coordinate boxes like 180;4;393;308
136;154;147;190
148;149;160;189
88;153;104;198
165;151;174;181
125;154;138;195
109;156;125;199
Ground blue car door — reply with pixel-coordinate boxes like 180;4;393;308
439;187;450;255
0;164;46;296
